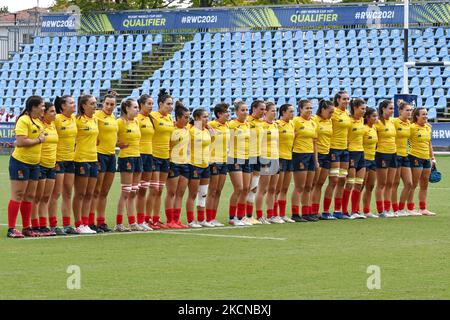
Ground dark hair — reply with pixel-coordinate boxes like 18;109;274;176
157;88;172;106
279;103;293;119
120;98;136;116
189;108;207;126
378;100;393;125
138;94;152;110
350;98;366;116
364;107;377;125
44;102;54;113
17;95;44;128
250;100;265;114
334;91;348;107
77;94;94;117
103;90;117;102
213;103;229;119
298;99;311;115
54;95;72;114
412;107;426;123
316;99;333;117
174;100;189;121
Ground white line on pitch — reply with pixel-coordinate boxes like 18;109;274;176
161;231;287;241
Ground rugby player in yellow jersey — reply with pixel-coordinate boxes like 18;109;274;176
227;101;252;226
149;89;175;229
31;102;59;236
48;95;78;234
341;98;367;220
310;100;335;220
72;95;99;234
114;99;146;232
291;99;319;222
392;102;414;217
186;108;212;228
6;96;45;238
136;94;157;229
205;103;231;227
255;102;281;224
374;100;397;218
164;101;190;229
274;104;296;223
245;100;266;224
362;108;379;218
407;107;436;216
323;91;352;219
89;91;118;233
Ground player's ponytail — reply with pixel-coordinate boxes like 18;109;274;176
54;95;71;114
157;88;172;107
316;99;333;117
175;100;189;121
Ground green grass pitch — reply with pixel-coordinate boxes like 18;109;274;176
1;155;449;299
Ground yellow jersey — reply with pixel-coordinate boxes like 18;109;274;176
276;119;295;160
228;119;250;160
330;107;352;150
409;123;432;160
151;111;174;159
313;115;333;155
39;120;59;168
54;113;77;162
190;127;212;168
137;113;154;155
170;127;190;164
260;121;279;160
94;110;118;155
374;118;397;154
74;115;99;163
208;120;229;163
393;117;411;157
247;115;265;158
363;125;378;161
117;118;141;158
348;117;365;152
293;116;317;154
12;115;43;165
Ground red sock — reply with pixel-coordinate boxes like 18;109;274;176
82;216;89;226
351;190;361;213
152;216;160;224
174;208;181;222
20;201;32;229
392;203;399;213
229;205;237;219
212;209;217;220
128;215;136;225
137;213;145;225
165;208;173;223
399;202;405;211
311;203;320;215
31;218;39;228
39;217;47;228
363;207;370;214
278;200;286;217
187;210;194;223
266;209;273;219
97;217;105;226
197;209;205;222
342;189;351;214
206;209;213;222
273;201;278;217
407;202;415;211
256;209;263;219
145;215;151;223
237;203;246;219
302;206;310;216
292;205;299;215
246;204;253;218
376;201;383;213
334;198;342;212
88;212;95;226
419;201;426;210
323;197;332;213
384;200;391;212
75;220;81;228
49;216;57;228
63;216;71;227
7;200;21;229
116;215;123;225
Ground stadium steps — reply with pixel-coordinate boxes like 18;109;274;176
100;34;190;101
